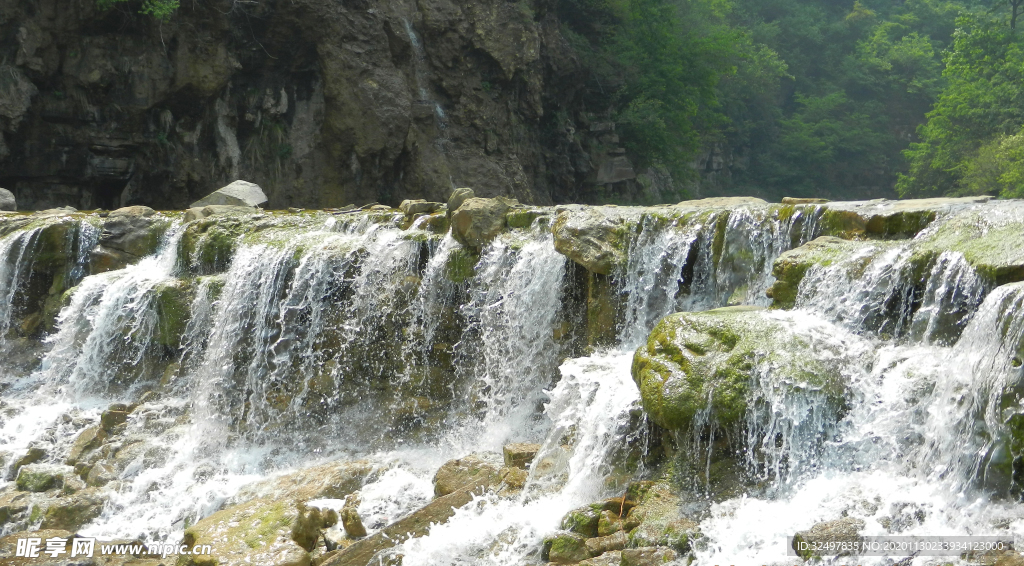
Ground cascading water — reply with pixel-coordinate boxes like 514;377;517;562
1;198;1023;566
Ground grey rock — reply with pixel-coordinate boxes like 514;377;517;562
0;188;15;211
451;197;517;249
447;188;475;216
620;547;678;566
399;199;443;216
191;180;268;208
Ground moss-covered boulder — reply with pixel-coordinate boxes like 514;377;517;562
631;306;848;433
432;452;503;497
179;497;315;566
38;487;106;530
543;531;590;564
443;246;479;284
768;237;899;309
817;196;990;239
15;464;70;492
792;517;865;560
153;279;194;349
912;205;1024;285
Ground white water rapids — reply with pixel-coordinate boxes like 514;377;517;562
0;205;1022;565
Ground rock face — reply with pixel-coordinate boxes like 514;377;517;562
0;0;613;210
191;180;268;208
631;306;848;433
89;206;170;273
0;188;15;211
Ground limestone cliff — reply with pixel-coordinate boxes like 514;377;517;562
0;0;626;210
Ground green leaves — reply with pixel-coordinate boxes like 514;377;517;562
97;0;179;21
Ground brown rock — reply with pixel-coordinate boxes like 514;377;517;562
432;452;503;498
502;442;541;469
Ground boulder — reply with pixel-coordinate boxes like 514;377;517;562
447;187;475;217
227;460;374;506
7;446;45;480
631;306;848;434
620;547;679;565
340;494;366;538
184;204;262;222
560;505;601;538
450;197;518;249
912;203;1024;285
190;180;268;208
792;517;865;560
38;487;106;530
15;464;70;492
543;532;590;564
502;442;541;469
552;206;633;275
585;530;627;555
65;425;106;465
818;196;990;239
89;206;169;273
180;497;315;566
0;188;15;211
768;237;895;309
782;197;829;204
579;550;622;566
399;199;443;216
432;452;503;497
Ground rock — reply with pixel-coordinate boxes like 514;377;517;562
543;532;590;564
502;442;541;469
399;199;443;216
560;505;601;538
227;459;374;506
597;509;623;536
39;487;106;530
818;196;990;239
432;452;503;497
100;405;131;431
0;530;74;565
153;279;194;349
184;204;262;222
596;154;636;184
340;495;366;538
624;482;697;552
190;180;268;208
291;503;324;551
620;547;679;565
319;485;486;566
768;236;892;309
674;196;768;209
579;550;622;566
497;466;528;495
552;206;633;275
86;462;116;487
15;464;69;492
912;202;1024;285
0;188;15;211
792;517;865;560
181;497;315;566
585;530;627;555
450;197;517;249
7;446;45;480
632;306;849;434
89;207;168;273
447;188;475;217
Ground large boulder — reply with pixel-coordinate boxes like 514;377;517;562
631;306;848;434
768;236;896;309
792;517;865;560
450;197;517;249
190;180;268;208
0;188;15;211
180;497;319;566
551;206;632;275
89;206;170;273
432;452;503;497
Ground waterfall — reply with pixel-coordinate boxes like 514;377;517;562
1;200;1023;565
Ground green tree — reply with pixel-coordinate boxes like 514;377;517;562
98;0;179;21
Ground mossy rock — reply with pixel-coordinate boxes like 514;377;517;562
624;482;697;552
768;237;899;309
154;279;195;349
179;216;254;275
444;247;479;284
505;208;549;229
543;532;590;564
913;207;1024;285
15;464;70;492
631;306;848;433
179;498;313;566
560;505;601;537
816;197;988;240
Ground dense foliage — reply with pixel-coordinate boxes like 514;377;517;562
97;0;179;20
562;0;1024;200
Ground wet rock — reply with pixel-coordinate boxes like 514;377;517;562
153;279;194;349
7;446;45;480
191;180;268;208
447;188;475;217
502;442;541;469
597;509;624;536
15;464;69;492
432;452;503;497
85;462;116;487
320;485;486;566
89;206;168;273
497;466;529;495
0;529;74;566
624;482;698;552
101;405;131;431
579;550;622;565
38;487;105;530
768;236;893;309
912;203;1024;285
543;532;590;564
792;517;865;560
340;494;366;538
620;546;678;565
561;505;601;538
632;306;848;434
181;497;315;566
227;459;374;506
399;199;443;216
451;197;518;249
585;530;627;555
292;503;325;551
0;188;15;211
552;206;631;275
183;204;262;222
818;196;990;239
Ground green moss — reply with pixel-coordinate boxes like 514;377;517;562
506;209;548;229
914;213;1024;285
632;306;845;433
444;247;479;283
560;507;600;537
543;532;589;563
16;467;60;492
154;279;194;349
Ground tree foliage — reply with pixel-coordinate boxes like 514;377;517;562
97;0;179;21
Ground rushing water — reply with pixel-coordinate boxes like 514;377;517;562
0;202;1022;565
